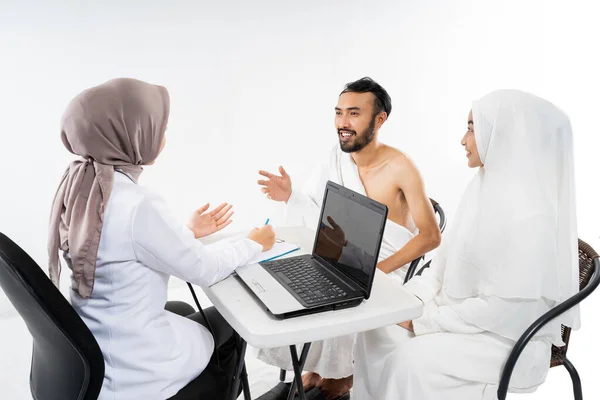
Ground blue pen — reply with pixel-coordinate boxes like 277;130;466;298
264;218;284;243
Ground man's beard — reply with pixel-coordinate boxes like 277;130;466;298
338;116;377;153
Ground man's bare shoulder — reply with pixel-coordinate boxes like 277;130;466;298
380;144;420;174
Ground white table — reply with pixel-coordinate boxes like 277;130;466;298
199;226;423;400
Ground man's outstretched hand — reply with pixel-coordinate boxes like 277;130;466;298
257;166;292;203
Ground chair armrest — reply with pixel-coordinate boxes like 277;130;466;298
404;257;423;284
497;257;600;400
404;259;433;283
416;260;432;277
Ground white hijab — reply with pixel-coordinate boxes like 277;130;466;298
442;89;580;330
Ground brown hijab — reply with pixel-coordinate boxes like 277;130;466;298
48;78;170;298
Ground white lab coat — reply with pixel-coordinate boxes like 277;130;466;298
67;172;262;400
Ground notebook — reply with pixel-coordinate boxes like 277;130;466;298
246;241;301;264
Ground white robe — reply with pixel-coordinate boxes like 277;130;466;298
353;90;577;399
354;326;550;400
352;259;554;399
255;145;417;378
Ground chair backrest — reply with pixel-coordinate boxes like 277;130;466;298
403;198;446;283
551;238;600;367
0;233;104;400
429;198;446;233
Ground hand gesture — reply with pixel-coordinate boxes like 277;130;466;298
257;166;292;203
187;203;234;239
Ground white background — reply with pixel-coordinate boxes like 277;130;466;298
1;1;598;398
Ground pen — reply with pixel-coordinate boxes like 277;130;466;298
264;218;283;242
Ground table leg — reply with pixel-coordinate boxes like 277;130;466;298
286;343;312;400
230;334;252;400
241;363;251;400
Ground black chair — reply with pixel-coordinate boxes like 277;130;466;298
0;232;224;400
403;198;446;284
498;239;600;400
0;232;105;400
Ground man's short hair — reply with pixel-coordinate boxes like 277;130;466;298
340;77;392;118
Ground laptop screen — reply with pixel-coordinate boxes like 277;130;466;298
313;183;387;294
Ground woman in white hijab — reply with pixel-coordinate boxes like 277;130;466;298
352;89;580;399
48;78;276;399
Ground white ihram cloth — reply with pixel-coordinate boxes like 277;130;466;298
255;145;416;378
353;90;580;399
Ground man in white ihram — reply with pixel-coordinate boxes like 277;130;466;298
255;77;442;400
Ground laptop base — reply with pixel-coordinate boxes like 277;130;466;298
272;297;363;319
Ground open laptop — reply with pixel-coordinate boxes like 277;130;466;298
236;180;388;319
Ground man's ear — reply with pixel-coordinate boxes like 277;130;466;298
376;111;388;128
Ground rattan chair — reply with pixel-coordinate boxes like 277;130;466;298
498;239;600;400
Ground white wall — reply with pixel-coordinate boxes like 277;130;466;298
1;0;599;398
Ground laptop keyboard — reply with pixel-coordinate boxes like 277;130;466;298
262;258;348;305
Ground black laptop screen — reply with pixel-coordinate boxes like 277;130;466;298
313;188;386;291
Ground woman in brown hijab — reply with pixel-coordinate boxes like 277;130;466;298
48;78;275;399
